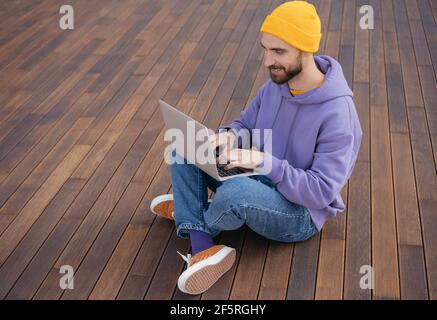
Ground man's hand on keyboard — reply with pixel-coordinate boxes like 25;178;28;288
209;131;236;156
218;147;264;170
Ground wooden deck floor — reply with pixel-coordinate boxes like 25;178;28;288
0;0;436;300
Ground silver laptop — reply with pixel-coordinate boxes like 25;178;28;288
159;99;260;181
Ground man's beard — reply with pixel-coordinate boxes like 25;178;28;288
269;53;303;85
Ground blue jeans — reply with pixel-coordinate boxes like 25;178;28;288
168;150;318;243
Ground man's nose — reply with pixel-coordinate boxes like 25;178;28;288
263;53;275;68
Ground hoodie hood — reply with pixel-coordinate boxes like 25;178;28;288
278;55;353;105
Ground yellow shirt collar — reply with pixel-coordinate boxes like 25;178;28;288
290;78;324;96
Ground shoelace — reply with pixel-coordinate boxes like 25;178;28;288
177;251;192;267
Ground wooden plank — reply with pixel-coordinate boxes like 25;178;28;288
85;40;145;93
344;160;371;299
57;1;143;56
0;1;111;85
0;62;143;300
134;1;177;41
405;0;431;64
353;0;369;84
344;84;371;299
0;57;140;215
144;232;191;300
8;117;146;300
58;104;165;300
316;0;331;56
286;234;321;299
408;105;437;299
369;0;400;299
4;74;145;299
87;3;162;73
344;0;371;300
116;216;175;299
390;0;429;299
0;92;98;236
392;132;428;299
0;38;104;149
258;242;293;300
0;103;101;297
0;176;85;299
0;53;102;184
417;0;437;79
70;92;145;179
29;86;145;300
113;151;185;300
0;1;60;72
370;108;400;300
0;21;53;83
0;0;103;88
417;65;437;173
89;167;172;300
316;192;348;299
0;91;34;131
382;0;400;65
0;75;140;223
0;90;95;188
230;231;268;299
324;0;342;59
18;32;67;71
133;0;206;76
394;0;424;108
0;141;92;267
0;1;48;34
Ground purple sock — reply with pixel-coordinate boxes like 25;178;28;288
189;230;214;256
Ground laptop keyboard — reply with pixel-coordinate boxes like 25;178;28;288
215;146;252;177
216;164;246;177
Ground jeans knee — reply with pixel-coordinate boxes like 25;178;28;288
203;206;224;227
203;202;245;231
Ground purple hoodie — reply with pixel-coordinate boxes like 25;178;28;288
218;55;363;230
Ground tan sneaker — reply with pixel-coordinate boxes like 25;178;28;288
150;194;213;221
150;194;175;220
177;245;236;295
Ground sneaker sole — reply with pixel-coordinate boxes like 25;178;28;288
150;194;174;220
150;195;214;221
178;247;236;295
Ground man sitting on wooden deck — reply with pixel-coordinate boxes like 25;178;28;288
150;1;362;295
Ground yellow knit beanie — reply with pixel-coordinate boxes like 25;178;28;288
260;1;322;53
